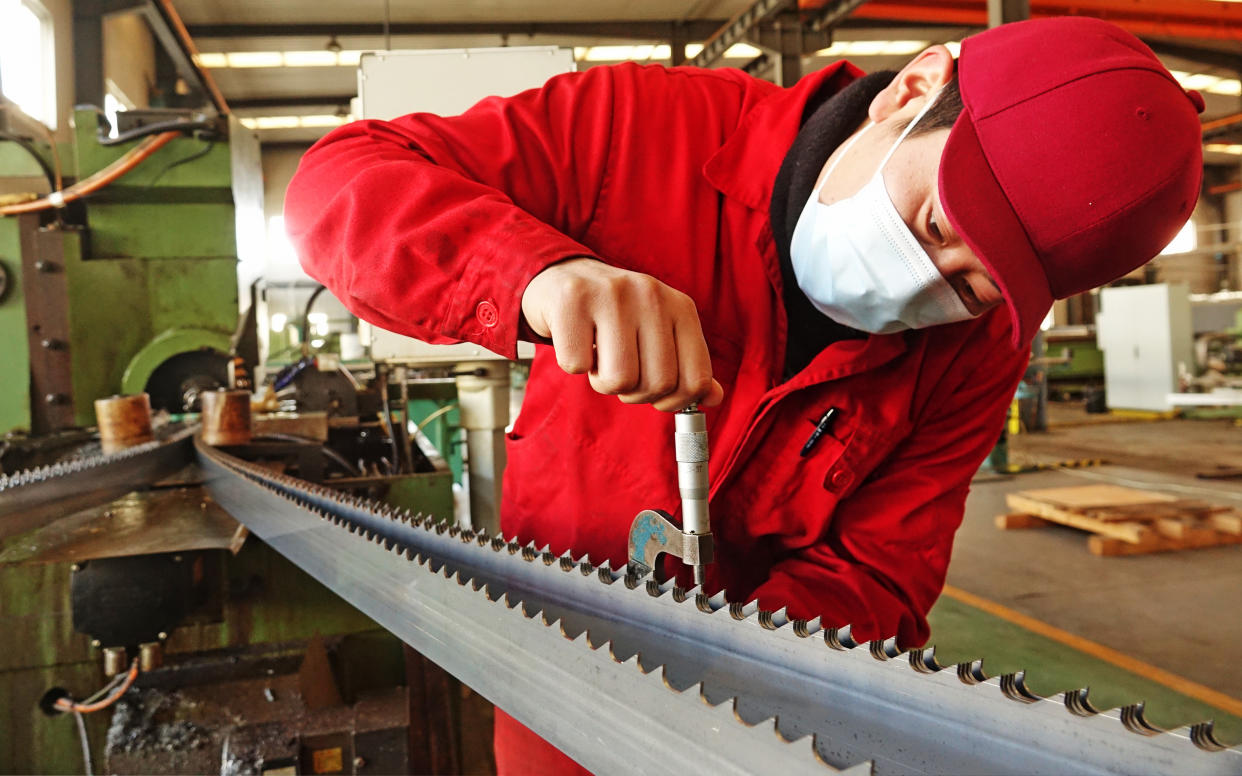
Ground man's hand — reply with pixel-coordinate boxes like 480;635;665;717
521;258;724;411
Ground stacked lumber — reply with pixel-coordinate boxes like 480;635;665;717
996;484;1242;556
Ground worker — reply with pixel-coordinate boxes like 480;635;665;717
285;16;1203;775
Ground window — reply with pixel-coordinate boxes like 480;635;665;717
0;0;56;128
1160;219;1197;256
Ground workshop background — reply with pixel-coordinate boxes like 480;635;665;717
1;0;1241;774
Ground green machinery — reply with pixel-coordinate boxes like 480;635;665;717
0;109;249;436
0;113;455;772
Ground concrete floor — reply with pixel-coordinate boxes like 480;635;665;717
936;412;1242;741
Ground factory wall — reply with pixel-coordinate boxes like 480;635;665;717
102;12;155;111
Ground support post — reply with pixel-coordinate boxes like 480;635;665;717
454;362;509;537
987;0;1029;27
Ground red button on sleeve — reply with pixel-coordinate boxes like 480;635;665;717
476;300;499;328
830;469;853;491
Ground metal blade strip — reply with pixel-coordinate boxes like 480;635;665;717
0;426;197;538
196;438;1242;776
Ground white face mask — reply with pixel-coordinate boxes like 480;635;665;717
789;89;974;335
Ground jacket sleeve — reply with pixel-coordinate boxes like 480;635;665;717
748;329;1027;648
283;66;618;358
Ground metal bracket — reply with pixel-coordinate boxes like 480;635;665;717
626;508;715;578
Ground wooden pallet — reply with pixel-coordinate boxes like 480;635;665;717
997;484;1242;556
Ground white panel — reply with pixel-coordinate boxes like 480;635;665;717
1097;284;1193;412
356;47;573;364
358;46;576;120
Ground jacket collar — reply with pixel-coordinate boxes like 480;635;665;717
702;61;865;213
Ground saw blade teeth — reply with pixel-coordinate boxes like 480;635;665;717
558;554;575;572
956;659;988;685
578;559;595;576
671;585;689;603
792;617;821;638
1189;721;1227;752
757;607;788;631
403;547;416;561
644;579;666;598
474;532;489;547
506;539;521;555
695;592;717;614
868;638;904;661
521;543;538;562
908;647;943;674
540;550;556;566
1120;702;1161;736
489;536;506;551
824;625;858;651
729;601;758;621
999;671;1041;703
1063;687;1098;716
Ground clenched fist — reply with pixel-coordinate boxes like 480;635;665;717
520;258;724;412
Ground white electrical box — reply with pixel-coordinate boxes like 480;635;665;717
1097;283;1194;412
354;46;575;364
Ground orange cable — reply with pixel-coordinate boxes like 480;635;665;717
0;132;179;216
55;660;140;714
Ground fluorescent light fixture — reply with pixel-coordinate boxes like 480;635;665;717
1208;79;1242;96
1204;143;1242;155
238;114;351;130
195;52;228;68
814;40;929;57
227;51;284;68
197;50;366;69
283;50;339;67
1169;68;1241;96
270;312;288;332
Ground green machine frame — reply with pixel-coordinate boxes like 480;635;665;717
0;110;245;436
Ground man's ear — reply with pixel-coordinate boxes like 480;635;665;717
868;44;956;123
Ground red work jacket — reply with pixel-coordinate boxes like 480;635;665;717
286;53;1025;684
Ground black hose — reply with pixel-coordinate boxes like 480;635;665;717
252;433;361;477
0;131;57;193
96;118;219;147
147;139;215;187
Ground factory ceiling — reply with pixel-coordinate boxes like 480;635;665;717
155;0;1242;160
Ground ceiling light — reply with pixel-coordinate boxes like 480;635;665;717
227;51;284;68
196;50;366;69
238;114;351;130
1204;143;1242;155
284;50;339;67
195;52;227;68
1207;79;1242;96
254;115;300;129
814;40;929;57
299;114;349;127
326;35;342;54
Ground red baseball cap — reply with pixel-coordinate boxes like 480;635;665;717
939;16;1205;348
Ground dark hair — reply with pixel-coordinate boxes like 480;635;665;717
898;77;964;137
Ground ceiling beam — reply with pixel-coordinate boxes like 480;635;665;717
230;95;354;110
844;0;1242;43
185;20;728;41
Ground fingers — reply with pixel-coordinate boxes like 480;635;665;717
650;308;721;412
617;301;678;405
524;259;723;411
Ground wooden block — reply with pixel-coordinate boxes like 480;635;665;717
1209;513;1242;535
1083;500;1221;522
995;513;1052;530
1154;518;1217;543
1013;484;1175;510
1089;530;1242;556
1006;493;1154;544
